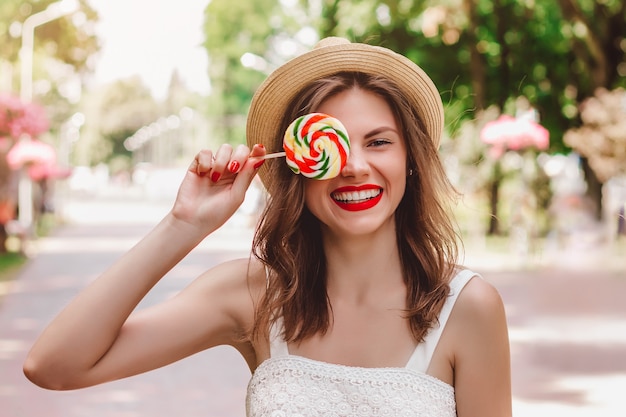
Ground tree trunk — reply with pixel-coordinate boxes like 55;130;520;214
581;157;603;221
488;176;501;235
463;0;487;111
488;160;503;235
494;0;511;110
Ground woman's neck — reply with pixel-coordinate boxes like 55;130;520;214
322;222;404;304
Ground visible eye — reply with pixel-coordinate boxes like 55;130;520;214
368;138;392;147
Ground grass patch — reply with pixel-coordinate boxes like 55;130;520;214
0;251;27;301
0;213;60;301
0;252;26;279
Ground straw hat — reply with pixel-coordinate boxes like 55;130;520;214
246;37;444;186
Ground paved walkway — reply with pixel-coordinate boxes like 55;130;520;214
0;186;625;416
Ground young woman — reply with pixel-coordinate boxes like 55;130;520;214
24;37;511;417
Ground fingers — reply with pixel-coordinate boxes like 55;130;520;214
249;143;266;158
188;144;235;182
189;144;267;184
227;144;252;174
188;149;214;177
210;144;234;182
229;144;266;196
247;144;266;170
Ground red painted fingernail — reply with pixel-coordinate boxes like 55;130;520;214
228;161;240;173
211;172;221;182
253;160;265;169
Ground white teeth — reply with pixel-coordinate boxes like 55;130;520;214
332;189;381;203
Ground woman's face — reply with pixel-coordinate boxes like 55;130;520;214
304;87;408;238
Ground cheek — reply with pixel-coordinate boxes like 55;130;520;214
391;167;408;200
303;181;320;207
303;181;329;216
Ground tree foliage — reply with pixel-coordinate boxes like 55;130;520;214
203;0;314;145
96;77;160;163
310;0;625;153
0;0;101;142
197;0;626;226
201;0;625;156
0;0;100;75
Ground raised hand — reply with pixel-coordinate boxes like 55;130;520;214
23;142;268;390
171;143;266;234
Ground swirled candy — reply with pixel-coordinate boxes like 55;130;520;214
283;113;350;180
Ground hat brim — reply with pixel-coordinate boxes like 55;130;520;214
246;38;444;187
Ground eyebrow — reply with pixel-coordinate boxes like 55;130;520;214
364;127;399;139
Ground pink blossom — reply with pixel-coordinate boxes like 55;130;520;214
480;115;549;156
29;163;72;181
0;94;49;139
6;138;56;169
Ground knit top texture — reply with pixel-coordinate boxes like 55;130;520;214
246;269;476;417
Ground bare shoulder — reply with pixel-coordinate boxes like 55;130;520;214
445;271;509;353
450;272;512;416
177;256;267;335
198;256;266;291
447;270;510;370
453;272;506;322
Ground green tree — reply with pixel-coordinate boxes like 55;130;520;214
203;0;309;145
1;0;100;127
0;0;100;246
1;0;101;157
327;0;625;225
81;77;159;168
0;0;99;74
201;0;625;226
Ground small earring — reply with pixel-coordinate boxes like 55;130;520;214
407;169;414;176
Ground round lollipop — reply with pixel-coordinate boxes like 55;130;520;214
280;113;350;179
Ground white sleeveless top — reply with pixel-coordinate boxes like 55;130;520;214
246;269;477;417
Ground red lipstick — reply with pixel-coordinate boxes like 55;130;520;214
331;185;383;212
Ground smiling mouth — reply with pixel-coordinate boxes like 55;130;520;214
331;188;382;204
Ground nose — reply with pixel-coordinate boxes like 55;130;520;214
340;147;369;178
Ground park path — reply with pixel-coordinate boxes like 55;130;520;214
0;184;625;416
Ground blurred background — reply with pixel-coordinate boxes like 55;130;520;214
0;0;624;258
0;0;625;416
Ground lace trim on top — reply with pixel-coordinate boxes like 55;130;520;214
246;355;456;417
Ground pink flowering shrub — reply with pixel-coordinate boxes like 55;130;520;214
0;94;49;139
480;115;549;158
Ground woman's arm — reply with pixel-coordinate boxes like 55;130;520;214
23;144;266;390
452;277;512;417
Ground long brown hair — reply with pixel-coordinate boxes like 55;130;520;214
251;72;459;343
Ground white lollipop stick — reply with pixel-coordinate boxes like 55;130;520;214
260;151;286;160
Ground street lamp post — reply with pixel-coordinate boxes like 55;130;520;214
20;0;79;101
17;0;79;231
